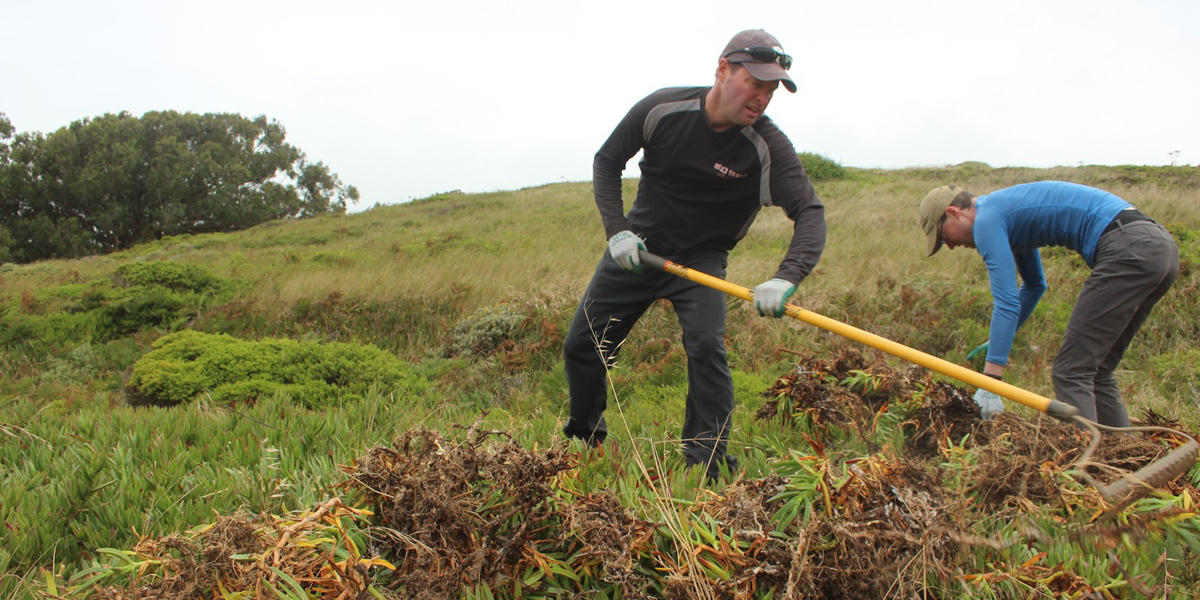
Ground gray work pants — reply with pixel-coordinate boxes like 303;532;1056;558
1053;220;1178;426
562;249;736;470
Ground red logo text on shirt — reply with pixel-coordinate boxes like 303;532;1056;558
713;162;747;179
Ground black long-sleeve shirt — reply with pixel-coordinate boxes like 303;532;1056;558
593;86;825;284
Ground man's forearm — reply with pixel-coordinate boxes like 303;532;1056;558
774;206;826;283
593;157;629;237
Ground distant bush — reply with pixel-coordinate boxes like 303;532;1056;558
39;342;102;385
114;261;223;292
446;304;526;357
797;152;847;181
126;330;427;407
94;287;189;341
948;161;994;178
0;262;234;353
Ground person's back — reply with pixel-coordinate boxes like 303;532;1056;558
975;181;1129;265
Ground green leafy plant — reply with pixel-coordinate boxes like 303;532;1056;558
796;151;846;181
114;260;224;292
446;303;526;357
126;329;427;407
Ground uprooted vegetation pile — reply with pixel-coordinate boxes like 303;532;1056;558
48;349;1200;599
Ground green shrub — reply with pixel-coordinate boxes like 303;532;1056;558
797;151;847;181
114;261;223;292
948;161;995;178
0;316;39;351
39;342;102;385
94;287;189;340
126;330;428;407
446;303;525;357
0;263;235;355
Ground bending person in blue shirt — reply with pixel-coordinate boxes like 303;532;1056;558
917;181;1178;426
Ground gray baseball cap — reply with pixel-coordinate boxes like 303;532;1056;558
721;29;797;93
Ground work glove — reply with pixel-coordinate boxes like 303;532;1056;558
972;388;1004;420
607;230;646;273
753;278;796;318
966;341;989;361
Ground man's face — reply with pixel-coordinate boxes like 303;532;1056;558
710;61;778;129
938;207;976;250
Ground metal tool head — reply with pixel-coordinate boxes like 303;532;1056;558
1097;438;1199;511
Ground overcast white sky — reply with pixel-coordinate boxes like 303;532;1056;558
4;0;1197;211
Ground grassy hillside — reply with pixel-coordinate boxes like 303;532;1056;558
2;163;1200;598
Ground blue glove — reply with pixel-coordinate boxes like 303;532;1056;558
607;230;646;273
967;342;989;361
972;388;1004;419
753;278;796;318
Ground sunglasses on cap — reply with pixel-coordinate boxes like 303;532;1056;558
723;46;793;70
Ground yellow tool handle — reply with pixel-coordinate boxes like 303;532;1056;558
639;251;1080;421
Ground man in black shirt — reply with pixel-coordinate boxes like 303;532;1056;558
562;29;826;479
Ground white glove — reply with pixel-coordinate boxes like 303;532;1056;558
607;230;646;273
973;388;1004;419
753;278;796;317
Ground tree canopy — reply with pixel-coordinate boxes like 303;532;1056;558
0;111;358;263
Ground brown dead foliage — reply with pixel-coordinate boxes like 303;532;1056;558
761;348;895;436
649;478;793;600
646;458;976;600
342;421;609;599
752;347;1200;597
968;414;1088;506
762;347;1199;510
969;408;1199;509
904;380;980;458
760;347;980;456
559;493;657;599
780;456;971;599
706;476;788;536
89;500;381;600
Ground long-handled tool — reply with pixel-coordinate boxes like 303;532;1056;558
639;250;1198;509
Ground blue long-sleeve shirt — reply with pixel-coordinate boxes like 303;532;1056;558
974;181;1130;365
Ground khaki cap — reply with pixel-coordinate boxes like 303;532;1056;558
918;185;963;256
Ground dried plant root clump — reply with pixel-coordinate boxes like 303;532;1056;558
784;457;971;599
760;348;887;430
343;425;576;599
558;493;656;599
88;500;383;600
966;415;1088;507
905;379;980;457
759;347;980;455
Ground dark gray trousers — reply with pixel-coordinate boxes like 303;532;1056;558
562;249;735;468
1053;220;1178;426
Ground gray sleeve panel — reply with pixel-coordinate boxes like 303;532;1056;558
643;98;701;142
754;119;826;285
739;126;773;207
727;126;773;243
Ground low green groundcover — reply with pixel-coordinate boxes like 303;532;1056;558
126;329;426;407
